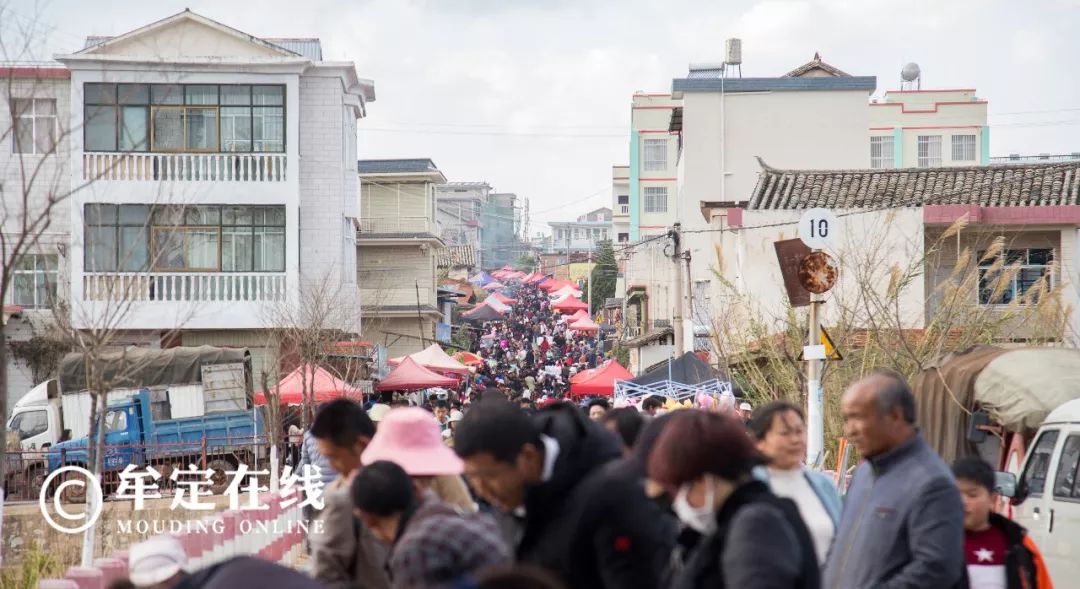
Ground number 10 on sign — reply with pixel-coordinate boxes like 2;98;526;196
798;208;838;250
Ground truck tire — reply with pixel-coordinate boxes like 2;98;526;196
52;464;88;504
207;457;238;495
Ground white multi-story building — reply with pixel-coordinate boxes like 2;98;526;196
436;181;490;268
1;10;373;398
869;87;988;169
544;208;613;254
611;165;629;243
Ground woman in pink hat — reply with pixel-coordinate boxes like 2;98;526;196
362;407;475;512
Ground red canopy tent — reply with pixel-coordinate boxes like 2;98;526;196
482;281;506;291
376;356;459;391
493;292;517;305
570;317;600;332
254;364;362;405
564;309;589;323
569;360;633;396
552;295;589;313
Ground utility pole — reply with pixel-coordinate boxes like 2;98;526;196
806;293;824;466
587;249;593;317
684;248;694;354
415;280;427;347
671;223;684;356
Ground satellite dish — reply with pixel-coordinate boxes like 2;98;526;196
901;62;921;82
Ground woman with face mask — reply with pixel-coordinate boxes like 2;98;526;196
648;410;821;589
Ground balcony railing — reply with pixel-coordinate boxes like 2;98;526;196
83;153;287;182
82;272;286;303
618;205;630;215
358;216;436;236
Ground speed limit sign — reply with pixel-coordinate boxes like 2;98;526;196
798;208;838;250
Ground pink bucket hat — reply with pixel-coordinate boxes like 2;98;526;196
361;407;464;476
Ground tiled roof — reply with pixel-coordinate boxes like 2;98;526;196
358;159;439;175
673;76;875;94
748;159;1080;210
437;245;477;268
783;52;851;77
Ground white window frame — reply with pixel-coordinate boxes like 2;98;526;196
977;248;1054;306
12;98;57;155
870;136;894;169
643;138;667;172
951;134;977;162
917;135;942;167
644;186;668;213
8;254;58;308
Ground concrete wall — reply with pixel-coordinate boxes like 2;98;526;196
299;73;359;327
714;208;926;331
358;244;437;308
361;316;437;359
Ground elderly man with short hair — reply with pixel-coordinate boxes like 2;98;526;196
823;370;965;589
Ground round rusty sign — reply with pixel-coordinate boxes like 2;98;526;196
798;251;838;294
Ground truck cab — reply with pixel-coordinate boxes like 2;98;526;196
1012;398;1080;583
6;379;63;450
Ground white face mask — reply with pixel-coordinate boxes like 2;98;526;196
673;477;718;535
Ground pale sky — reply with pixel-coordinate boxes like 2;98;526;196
12;0;1080;233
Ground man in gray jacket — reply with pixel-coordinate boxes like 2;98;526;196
823;370;964;589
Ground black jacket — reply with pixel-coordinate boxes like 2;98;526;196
518;404;669;589
176;557;327;589
674;480;820;589
969;512;1044;589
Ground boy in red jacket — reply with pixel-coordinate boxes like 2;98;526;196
953;457;1053;589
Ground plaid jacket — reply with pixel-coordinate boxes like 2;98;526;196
390;495;511;589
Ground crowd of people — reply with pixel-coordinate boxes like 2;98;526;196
117;279;1055;589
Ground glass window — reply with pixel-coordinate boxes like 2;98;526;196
152;108;184;151
917;135;942;167
120;106;149;151
12;410;48;439
185;108;218;150
952;135;977;162
220;85;252;105
644;186;668;213
1022;429;1059;497
118;84;149;105
85;105;118;151
254;226;285;272
9;254;58;308
643;139;667;172
253;107;284;152
104;410;127;433
152;84;183;105
221;107;252;152
978;248;1054;305
252;85;284;106
617;194;629;205
870;136;894;169
222;227;254;271
1053;435;1080;498
86;226;118;271
185;85;218;105
12;98;57;155
84;83;116;105
152;228;220;271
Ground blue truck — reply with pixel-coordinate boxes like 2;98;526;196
48;389;266;501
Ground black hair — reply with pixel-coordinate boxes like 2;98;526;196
748;400;805;441
641;396;665;411
351;460;416;516
433;400;449;410
454;399;540;462
952;456;995;493
587;398;610;411
310;399;375;448
632;412;676;464
601;408;646;449
871;369;917;424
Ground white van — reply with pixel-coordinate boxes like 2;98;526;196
1011;398;1080;582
